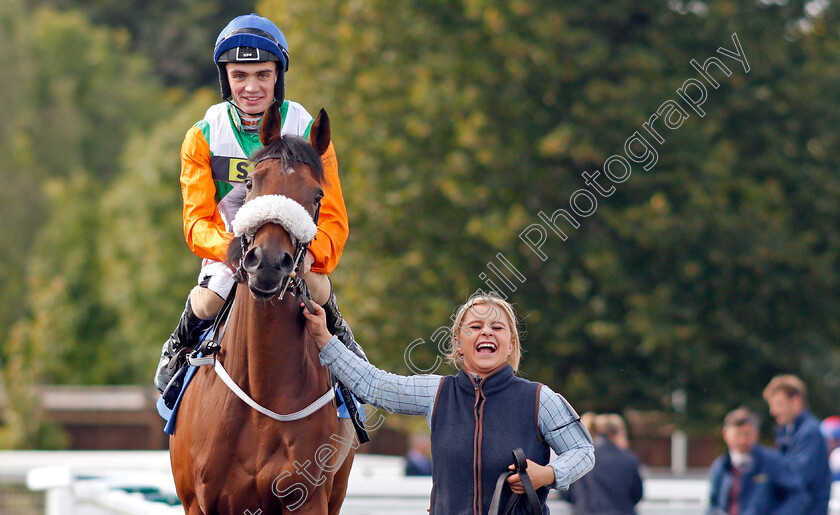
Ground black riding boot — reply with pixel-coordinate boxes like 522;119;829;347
322;289;367;362
154;298;213;392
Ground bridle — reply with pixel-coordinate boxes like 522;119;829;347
195;188;321;360
232;152;322;305
232;195;321;307
186;184;334;422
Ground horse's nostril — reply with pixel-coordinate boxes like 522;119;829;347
243;247;263;272
278;252;294;273
243;246;296;276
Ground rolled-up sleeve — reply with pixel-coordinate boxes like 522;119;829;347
319;336;442;425
537;385;595;490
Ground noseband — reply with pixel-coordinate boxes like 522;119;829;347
231;193;321;303
186;192;333;422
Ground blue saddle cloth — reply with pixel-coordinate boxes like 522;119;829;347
156;354;202;435
157;335;363;435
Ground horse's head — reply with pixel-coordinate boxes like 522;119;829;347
227;103;331;299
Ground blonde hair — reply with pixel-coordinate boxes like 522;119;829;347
595;413;627;437
763;374;807;402
580;412;598;436
446;291;523;372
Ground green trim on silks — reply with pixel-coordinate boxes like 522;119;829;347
198;101;301;203
214;182;233;203
304;119;313;140
196;118;210;137
226;103;264;157
280;100;289;127
208;105;260;202
195;119;235;203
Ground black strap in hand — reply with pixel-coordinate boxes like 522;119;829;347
487;448;542;515
337;381;370;444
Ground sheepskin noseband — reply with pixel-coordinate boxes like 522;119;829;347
232;194;318;243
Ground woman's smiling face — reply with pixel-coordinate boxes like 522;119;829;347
456;302;515;377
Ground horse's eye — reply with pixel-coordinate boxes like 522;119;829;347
314;192;323;204
245;178;253;191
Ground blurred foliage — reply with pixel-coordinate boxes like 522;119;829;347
267;0;840;433
2;0;840;448
0;0;169;447
29;0;256;89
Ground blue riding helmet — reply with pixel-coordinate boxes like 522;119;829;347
213;13;290;104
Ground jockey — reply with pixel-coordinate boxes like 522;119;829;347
154;13;365;392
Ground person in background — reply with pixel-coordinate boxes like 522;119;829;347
580;411;597;437
404;432;433;476
561;413;644;515
707;407;807;515
764;374;831;515
819;416;840;481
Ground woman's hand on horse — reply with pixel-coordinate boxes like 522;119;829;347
506;459;555;494
301;301;332;348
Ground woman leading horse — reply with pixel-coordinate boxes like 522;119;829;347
303;292;595;514
170;106;355;514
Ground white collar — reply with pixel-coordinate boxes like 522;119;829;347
729;450;752;468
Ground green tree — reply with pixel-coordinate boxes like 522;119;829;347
1;4;159;338
264;0;840;430
30;0;257;88
0;0;42;334
0;1;169;446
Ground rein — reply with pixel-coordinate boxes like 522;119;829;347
487;448;543;515
188;194;332;423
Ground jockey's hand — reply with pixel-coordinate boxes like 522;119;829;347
506;460;555;494
301;249;315;275
301;301;332;349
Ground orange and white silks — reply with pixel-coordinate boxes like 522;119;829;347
179;101;348;274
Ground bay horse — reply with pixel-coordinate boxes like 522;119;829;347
170;105;356;514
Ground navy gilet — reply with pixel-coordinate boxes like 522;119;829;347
430;364;550;515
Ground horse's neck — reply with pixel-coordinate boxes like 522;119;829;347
222;288;326;396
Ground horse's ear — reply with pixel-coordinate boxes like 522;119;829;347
309;108;331;156
259;101;283;146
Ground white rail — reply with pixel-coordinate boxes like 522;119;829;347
7;451;840;514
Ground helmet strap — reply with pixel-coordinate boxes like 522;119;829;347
217;63;231;100
274;70;285;106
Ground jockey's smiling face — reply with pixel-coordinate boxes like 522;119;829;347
456;303;515;378
227;61;278;115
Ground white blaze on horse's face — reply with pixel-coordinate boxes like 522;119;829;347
227;61;278;115
457;306;515;378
